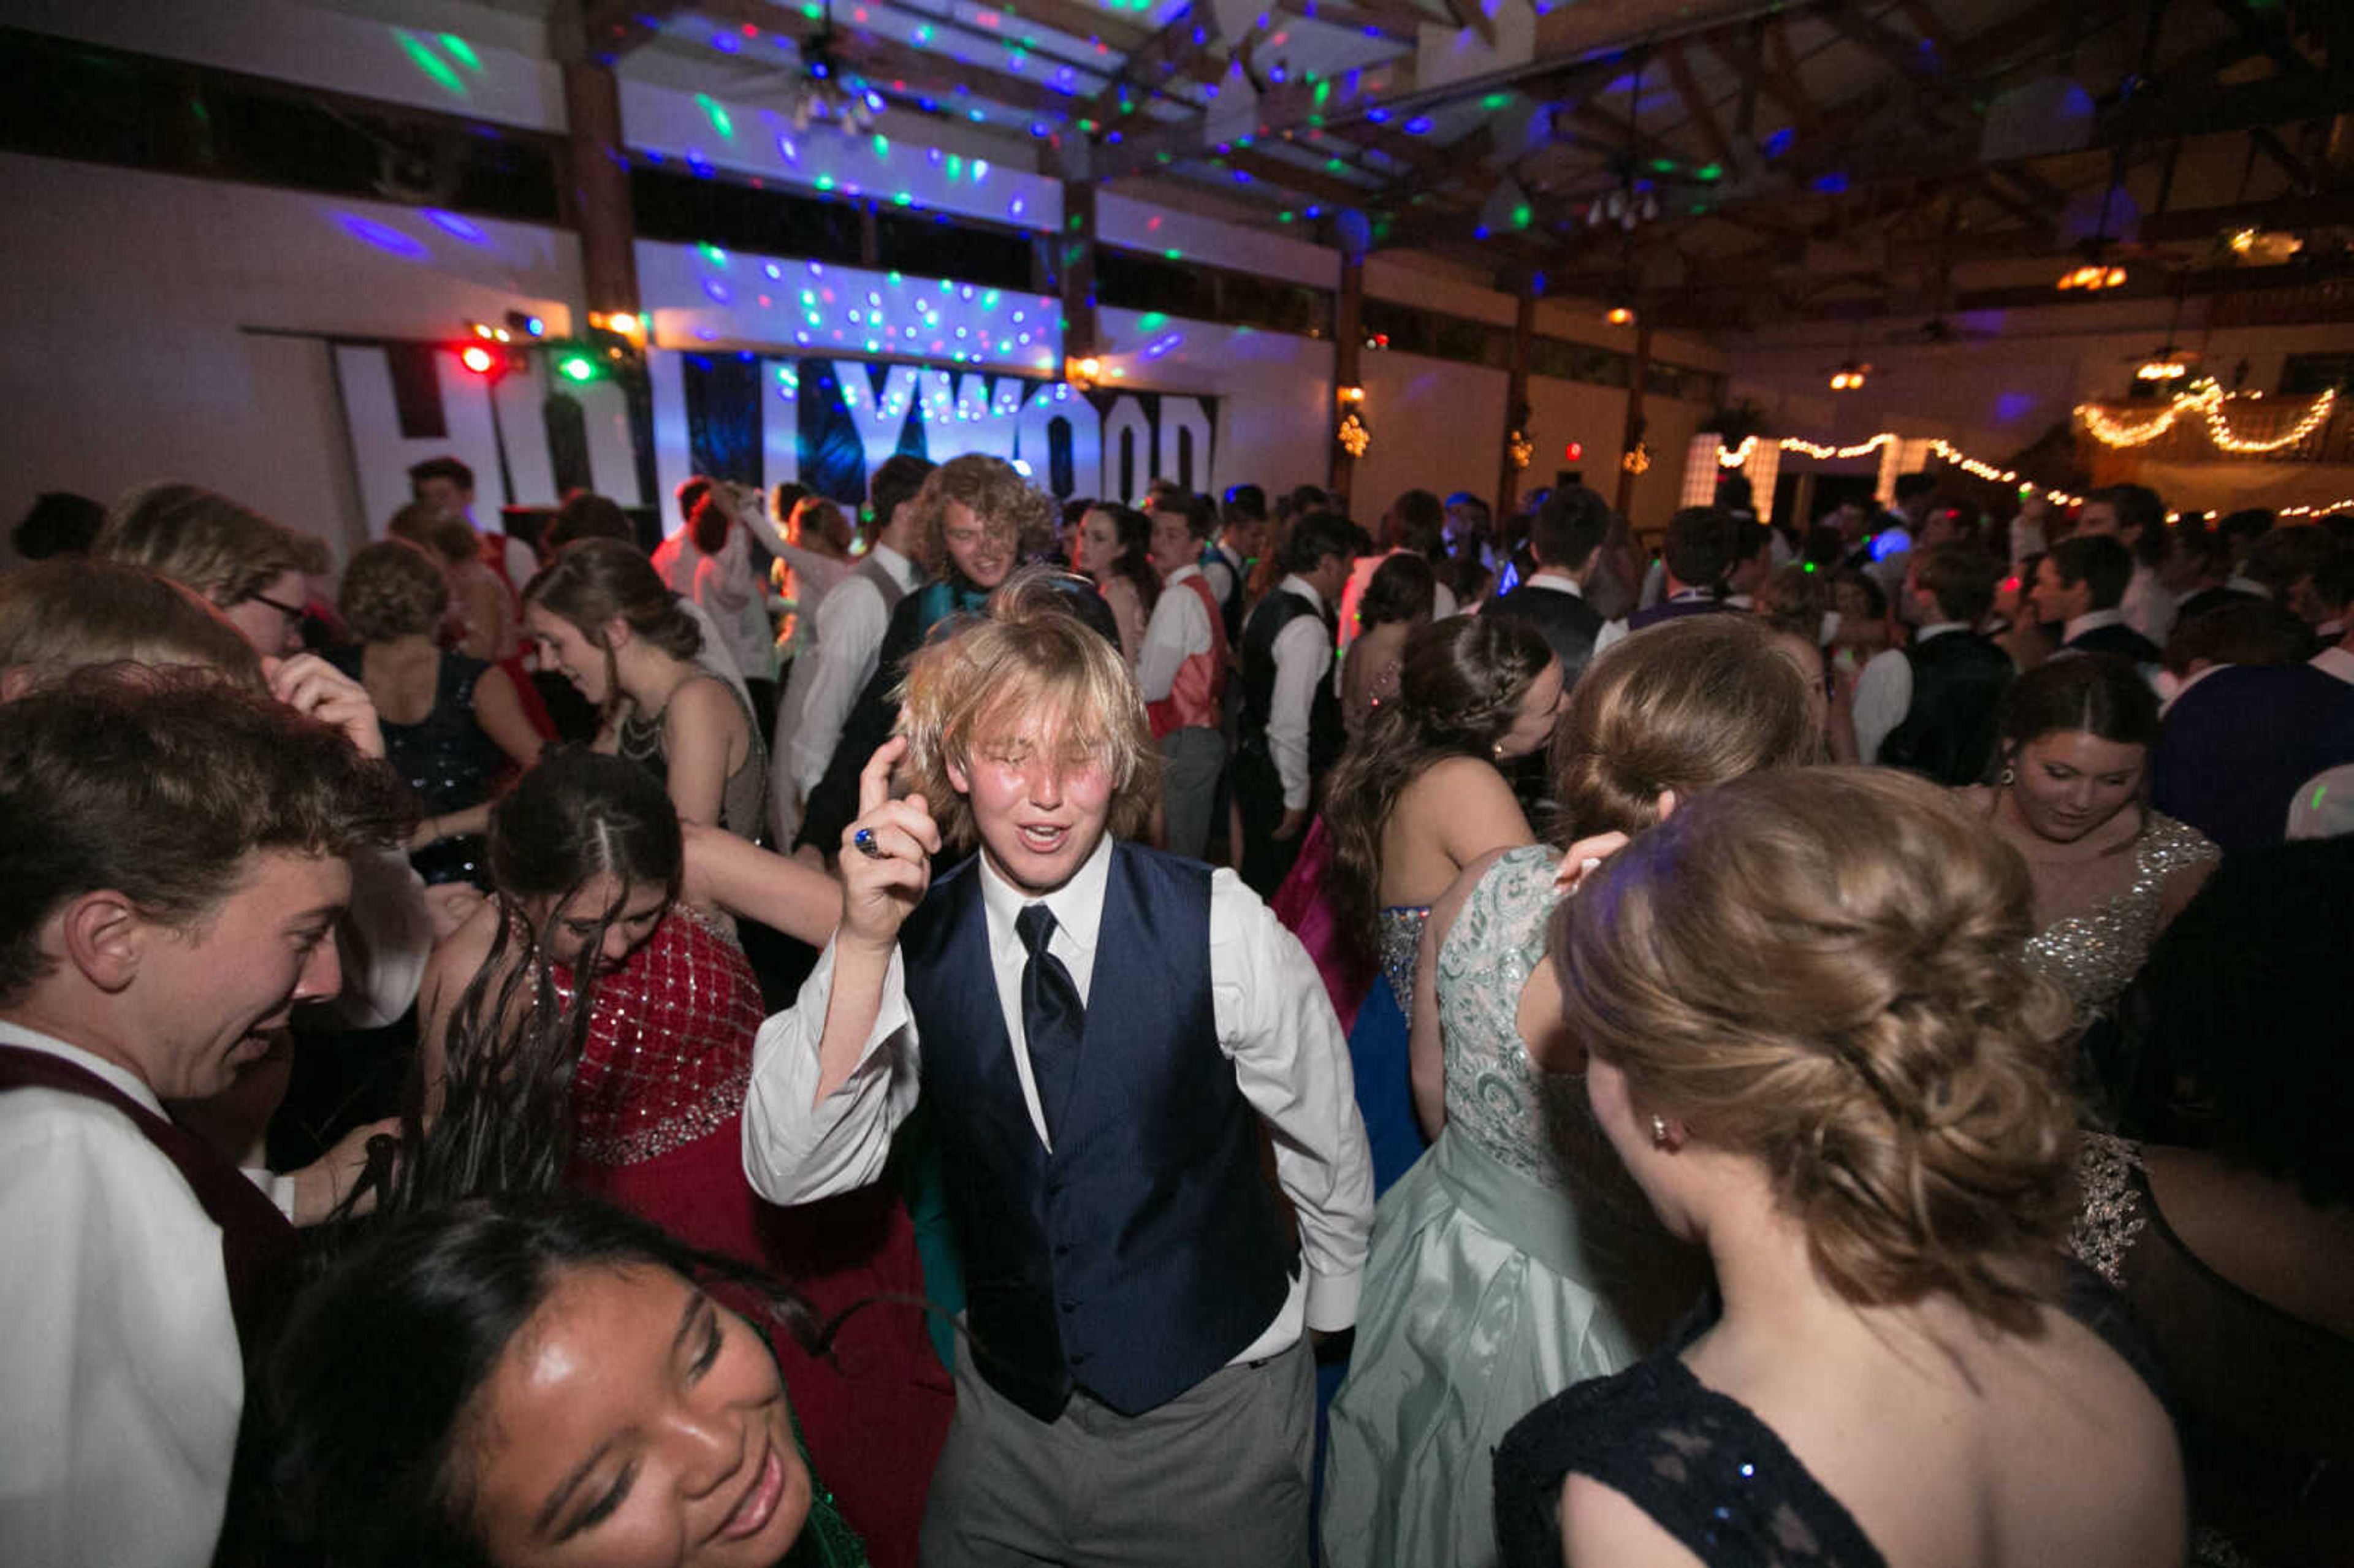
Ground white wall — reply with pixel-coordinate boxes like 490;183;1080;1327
0;153;577;563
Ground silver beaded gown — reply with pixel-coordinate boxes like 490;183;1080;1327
2021;813;2218;1024
1322;847;1706;1568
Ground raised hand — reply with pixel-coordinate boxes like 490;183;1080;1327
839;735;940;953
267;652;387;759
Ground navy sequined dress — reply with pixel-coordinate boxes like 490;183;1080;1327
1492;1269;2162;1568
327;647;503;887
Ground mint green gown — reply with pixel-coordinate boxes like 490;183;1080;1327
1320;847;1706;1568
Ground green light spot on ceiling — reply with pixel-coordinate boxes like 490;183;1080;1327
1650;157;1678;173
1164;248;1183;259
1694;162;1723;181
947;153;964;180
872;132;890;158
802;1;823;18
816;174;837;191
438;34;482;72
698;242;728;267
1325;158;1346;173
1138;312;1168;329
1314;80;1331;108
696;94;735;139
1278;210;1294;222
893;191;913;205
397;34;466;96
2314;783;2330;809
1481;93;1509;110
1511;202;1531;228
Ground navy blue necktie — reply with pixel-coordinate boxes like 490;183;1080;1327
1016;903;1085;1141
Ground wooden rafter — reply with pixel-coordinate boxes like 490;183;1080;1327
683;0;1087;121
992;0;1155;56
1086;5;1224;120
1271;0;1426;47
1216;146;1382;207
1659;40;1735;171
579;0;692;62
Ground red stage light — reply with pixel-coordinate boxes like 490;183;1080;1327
1564;441;1584;461
459;344;498;375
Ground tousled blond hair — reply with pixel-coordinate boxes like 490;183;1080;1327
1556;767;2078;1333
896;569;1160;850
96;481;308;609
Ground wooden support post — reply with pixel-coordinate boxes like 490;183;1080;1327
562;61;640;319
1615;324;1653;519
1059;179;1099;368
1330;255;1365;504
1496;286;1536;522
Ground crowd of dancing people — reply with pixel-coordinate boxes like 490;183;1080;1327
1;454;2348;1568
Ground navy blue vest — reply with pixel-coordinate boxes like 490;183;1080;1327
1625;593;1731;632
899;842;1297;1421
1200;541;1247;645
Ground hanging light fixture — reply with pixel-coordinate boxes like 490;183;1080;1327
787;1;881;134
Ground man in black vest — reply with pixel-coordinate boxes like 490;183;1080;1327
1851;545;2014;783
1232;512;1358;895
2033;533;2163;665
0;675;408;1566
746;590;1372;1566
1484;483;1610;690
1200;484;1266;647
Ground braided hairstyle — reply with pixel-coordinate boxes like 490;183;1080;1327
1555;766;2079;1333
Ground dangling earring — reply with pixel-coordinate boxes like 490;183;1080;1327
1650;1114;1672;1148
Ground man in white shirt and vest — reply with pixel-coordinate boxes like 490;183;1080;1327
0;674;408;1568
1138;500;1230;861
775;455;936;843
745;577;1372;1566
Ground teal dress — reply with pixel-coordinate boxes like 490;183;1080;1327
1320;847;1707;1568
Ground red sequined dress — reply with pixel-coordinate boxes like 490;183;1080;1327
557;905;952;1568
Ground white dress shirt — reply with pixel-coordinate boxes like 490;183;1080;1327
785;544;920;798
328;845;434;1029
0;1022;242;1568
1851;623;1968;764
2062;607;2130;646
1521;569;1583;598
1137;563;1215;704
2120;562;2177;649
742;835;1374;1357
1199;541;1245;613
1267;576;1335;812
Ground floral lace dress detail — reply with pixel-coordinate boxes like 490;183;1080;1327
2021;812;2217;1021
1436;846;1628;1203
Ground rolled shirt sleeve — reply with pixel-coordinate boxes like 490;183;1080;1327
742;938;923;1204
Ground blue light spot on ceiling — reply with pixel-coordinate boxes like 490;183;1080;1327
337;215;429;260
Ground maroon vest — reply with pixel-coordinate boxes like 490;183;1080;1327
0;1045;299;1353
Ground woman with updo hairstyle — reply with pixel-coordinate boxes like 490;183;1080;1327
1966;653;2215;1070
329;539;542;887
524;539;769;842
265;1194;864;1568
1338;550;1438;740
1495;767;2183;1568
411;747;946;1567
1071;501;1159;666
1321;614;1816;1568
1320;614;1560;1195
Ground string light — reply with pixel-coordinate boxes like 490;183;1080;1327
2055;263;2128;291
1621;441;1651;475
2076;382;2337;455
1508;429;1534;470
1338;409;1371;457
1718;430;2080;506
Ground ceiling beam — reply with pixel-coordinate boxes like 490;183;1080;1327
1272;0;1426;47
992;0;1156;56
1660;40;1737;171
579;0;690;63
1216;146;1385;207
